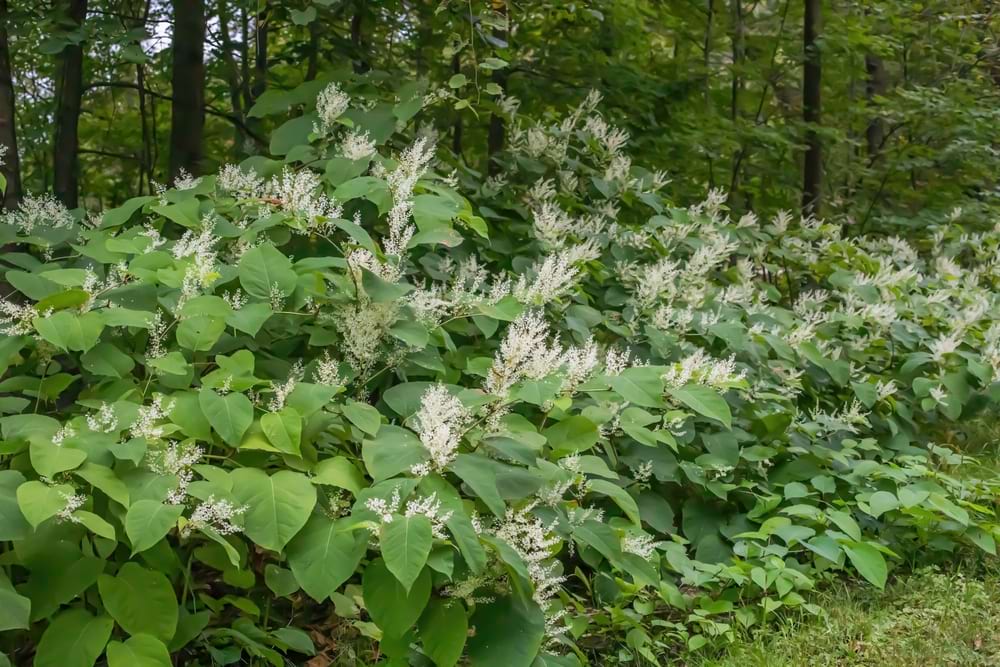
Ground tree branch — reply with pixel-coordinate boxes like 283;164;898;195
85;80;267;146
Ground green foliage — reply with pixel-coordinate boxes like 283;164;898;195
1;81;999;667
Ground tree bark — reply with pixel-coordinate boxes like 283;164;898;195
0;0;21;209
350;1;369;73
802;0;822;216
216;0;247;151
729;0;744;205
865;53;886;162
306;20;320;81
53;0;88;209
451;52;463;158
252;2;268;100
169;0;206;179
486;0;509;176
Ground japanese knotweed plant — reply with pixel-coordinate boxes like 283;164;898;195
0;80;998;667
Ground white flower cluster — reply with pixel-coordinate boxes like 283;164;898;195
86;403;119;433
131;395;174;440
147;442;203;504
805;399;870;435
365;488;453;540
411;384;472;474
379;136;436;259
268;361;304;412
0;299;39;336
341;130;376;161
662;348;746;389
314;82;351;135
491;506;566;635
185;496;248;536
3;193;74;234
408;256;511;324
486;311;564;398
217;165;342;227
268;168;342;224
514;252;580;304
57;491;86;523
173;168;203;190
311;351;344;387
172;221;219;309
622;533;660;560
217;164;265;200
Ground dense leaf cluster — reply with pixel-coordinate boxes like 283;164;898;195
0;83;998;666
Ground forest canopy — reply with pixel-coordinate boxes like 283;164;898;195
1;2;1000;666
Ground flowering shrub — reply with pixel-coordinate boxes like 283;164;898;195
0;82;999;666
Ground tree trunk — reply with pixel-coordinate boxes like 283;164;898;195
802;0;822;216
169;0;205;179
0;0;22;209
252;2;268;99
729;0;744;205
451;52;463;158
217;0;247;151
53;0;87;209
350;1;369;73
865;53;886;162
306;20;320;81
486;0;509;176
703;0;715;187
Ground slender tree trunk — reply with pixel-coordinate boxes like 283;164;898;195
0;0;22;209
306;20;320;81
729;0;744;206
865;53;886;161
240;7;252;111
136;63;151;193
53;0;87;209
703;0;715;187
451;52;463;158
802;0;822;216
217;0;247;151
350;1;369;73
486;0;509;176
252;2;268;99
169;0;205;179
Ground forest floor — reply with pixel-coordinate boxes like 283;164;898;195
692;564;1000;666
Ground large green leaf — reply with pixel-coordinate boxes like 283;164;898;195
230;468;316;551
362;558;431;639
668;384;732;428
33;310;105;352
419;599;468;667
125;500;184;554
34;609;114;667
843;542;888;590
362;425;428;481
16;480;75;527
106;634;172;667
467;595;545;667
541;416;599;453
0;471;29;540
311;456;367;495
74;463;130;507
238;243;297;299
261;407;303;456
199;388;254;447
380;515;433;592
286;516;367;601
98;562;178;641
0;573;30;631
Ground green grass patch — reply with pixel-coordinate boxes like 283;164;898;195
695;566;1000;667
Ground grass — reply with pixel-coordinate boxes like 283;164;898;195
693;565;1000;667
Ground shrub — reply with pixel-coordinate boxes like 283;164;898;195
0;83;998;666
